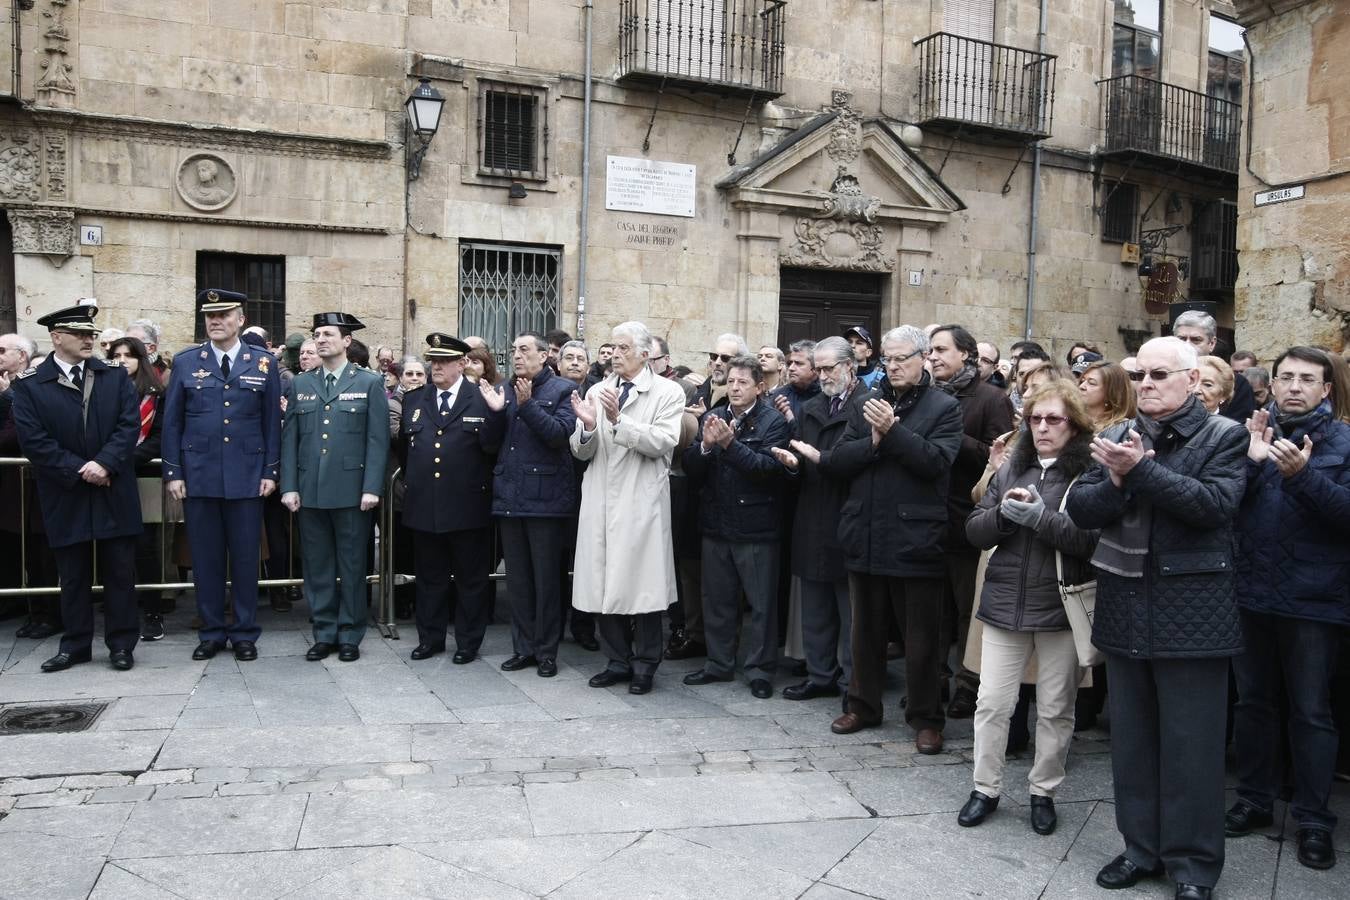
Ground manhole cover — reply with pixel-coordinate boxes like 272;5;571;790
0;702;108;735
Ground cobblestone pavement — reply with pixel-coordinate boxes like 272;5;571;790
0;597;1345;899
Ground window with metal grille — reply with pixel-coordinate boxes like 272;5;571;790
478;82;547;179
194;252;286;342
1100;182;1138;243
1112;0;1162;79
458;242;561;371
1192;199;1238;293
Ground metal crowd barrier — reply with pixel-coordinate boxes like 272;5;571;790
0;458;421;640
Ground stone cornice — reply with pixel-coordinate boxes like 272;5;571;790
1231;0;1319;26
25;107;393;161
5;201;391;235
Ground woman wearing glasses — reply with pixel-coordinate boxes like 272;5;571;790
958;379;1099;836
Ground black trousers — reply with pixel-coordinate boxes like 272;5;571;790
558;512;593;642
1106;652;1228;888
412;526;493;654
847;573;945;730
939;548;980;693
499;516;563;661
597;611;664;677
52;536;139;655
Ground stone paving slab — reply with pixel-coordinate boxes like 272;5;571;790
114;848;383;899
409;833;641;896
411;718;689;761
527;772;871;835
287;845;533;899
668;819;882;881
88;864;183;900
156;724;411;768
0;730;168;779
0;664;204;702
298;785;533;847
112;794;309;858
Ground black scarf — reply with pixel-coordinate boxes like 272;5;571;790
933;362;977;396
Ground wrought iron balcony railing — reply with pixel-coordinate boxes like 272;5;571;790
618;0;787;98
914;32;1057;141
1192;199;1239;293
1099;74;1240;176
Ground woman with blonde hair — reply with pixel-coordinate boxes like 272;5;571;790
1194;355;1235;414
1078;361;1136;432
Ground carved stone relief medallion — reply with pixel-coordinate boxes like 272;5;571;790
176;152;238;211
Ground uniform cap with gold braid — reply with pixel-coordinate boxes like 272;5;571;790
36;304;100;334
424;333;470;359
312;312;365;332
197;288;247;313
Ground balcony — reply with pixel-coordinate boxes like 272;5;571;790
618;0;786;98
1191;199;1239;293
914;32;1057;142
1098;75;1240;179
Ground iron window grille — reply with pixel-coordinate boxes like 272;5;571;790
914;32;1057;140
458;242;561;371
1192;199;1238;293
617;0;787;97
1100;182;1138;244
195;252;286;342
478;81;548;180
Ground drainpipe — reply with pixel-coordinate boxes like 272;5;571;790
577;0;594;339
1023;0;1048;340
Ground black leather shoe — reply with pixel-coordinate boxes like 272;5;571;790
781;680;839;701
410;644;445;661
1029;795;1057;835
628;674;653;695
1224;800;1274;836
947;687;978;719
665;637;707;660
109;649;134;670
14;621;35;639
141;614;165;642
337;643;360;662
233;640;257;661
574;633;600;651
305;642;335;661
40;650;92;673
683;669;733;686
1296;828;1336;870
23;621;62;640
1175;885;1213;900
500;654;537;671
1095;855;1163;889
588;669;632;688
957;790;999;827
452;650;476;664
192;640;226;661
269;589;292;613
538;658;558;678
750;678;773;699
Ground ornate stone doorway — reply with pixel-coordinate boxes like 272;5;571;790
777;267;883;349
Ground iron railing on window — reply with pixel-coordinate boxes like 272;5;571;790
1099;74;1240;175
914;32;1056;140
1192;199;1239;292
618;0;786;97
478;81;548;180
458;242;561;373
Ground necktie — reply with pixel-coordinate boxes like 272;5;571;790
829;395;843;417
70;365;83;391
617;381;634;410
220;354;231;379
439;391;451;414
325;372;336;393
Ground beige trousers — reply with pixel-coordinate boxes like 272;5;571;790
972;624;1080;799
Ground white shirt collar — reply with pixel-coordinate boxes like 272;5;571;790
211;340;240;367
55;357;84;381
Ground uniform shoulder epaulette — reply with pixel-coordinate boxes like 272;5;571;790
15;366;37;380
175;342;208;358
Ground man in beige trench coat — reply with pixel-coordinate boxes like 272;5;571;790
570;321;687;695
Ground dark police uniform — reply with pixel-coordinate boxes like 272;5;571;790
161;290;281;657
10;305;141;670
399;333;506;661
280;313;389;656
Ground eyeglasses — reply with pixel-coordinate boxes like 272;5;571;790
1176;334;1210;345
1127;367;1188;382
1028;413;1069;427
1275;373;1326;386
978;357;997;366
708;352;734;363
881;350;923;367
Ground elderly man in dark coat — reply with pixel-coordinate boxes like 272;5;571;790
1067;336;1248;900
11;304;142;672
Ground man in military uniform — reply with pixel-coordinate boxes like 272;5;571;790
281;312;389;662
162;289;282;662
10;304;142;672
398;333;505;662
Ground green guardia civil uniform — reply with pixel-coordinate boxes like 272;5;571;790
280;337;389;647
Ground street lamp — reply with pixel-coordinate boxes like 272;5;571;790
404;77;445;181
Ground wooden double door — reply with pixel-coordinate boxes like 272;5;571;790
776;267;883;350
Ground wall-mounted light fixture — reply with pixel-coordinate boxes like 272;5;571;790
404;77;445;181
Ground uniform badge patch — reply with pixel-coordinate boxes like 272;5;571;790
412;408;421;422
192;368;211;379
257;357;269;374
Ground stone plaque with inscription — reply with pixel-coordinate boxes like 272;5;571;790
605;156;695;218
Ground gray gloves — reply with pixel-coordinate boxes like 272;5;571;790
1000;483;1046;529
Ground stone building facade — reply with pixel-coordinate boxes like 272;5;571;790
1;1;1248;367
1232;0;1349;358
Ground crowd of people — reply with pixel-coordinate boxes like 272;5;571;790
2;299;1349;898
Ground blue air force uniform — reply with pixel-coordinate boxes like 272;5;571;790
280;313;389;652
161;290;282;651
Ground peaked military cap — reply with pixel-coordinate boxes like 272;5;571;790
312;312;365;332
424;333;470;359
198;288;247;312
36;304;100;334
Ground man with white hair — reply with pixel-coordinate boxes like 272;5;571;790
570;322;687;695
1172;310;1254;423
125;319;166;377
1068;336;1248;898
